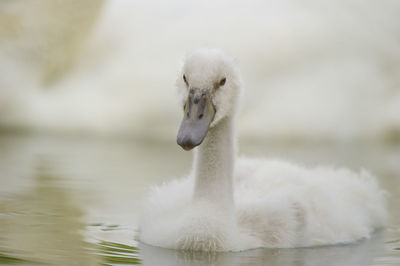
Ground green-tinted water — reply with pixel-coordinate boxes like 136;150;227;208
0;134;399;265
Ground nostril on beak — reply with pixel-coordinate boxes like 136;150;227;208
198;114;203;119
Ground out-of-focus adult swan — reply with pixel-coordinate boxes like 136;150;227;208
139;49;387;251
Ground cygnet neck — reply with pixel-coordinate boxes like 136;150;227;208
192;115;236;212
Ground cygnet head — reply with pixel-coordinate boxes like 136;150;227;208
176;49;242;151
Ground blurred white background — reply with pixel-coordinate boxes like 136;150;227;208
1;2;400;265
1;0;399;142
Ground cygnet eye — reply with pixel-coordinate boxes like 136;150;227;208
183;74;188;86
219;77;226;86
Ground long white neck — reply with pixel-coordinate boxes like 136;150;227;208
192;116;236;212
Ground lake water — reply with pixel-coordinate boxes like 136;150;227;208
0;133;399;265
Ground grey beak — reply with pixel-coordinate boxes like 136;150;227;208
177;89;215;151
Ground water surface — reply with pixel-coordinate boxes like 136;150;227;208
0;134;399;265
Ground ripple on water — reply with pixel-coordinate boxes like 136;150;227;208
94;241;141;265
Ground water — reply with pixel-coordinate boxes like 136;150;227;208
0;133;399;265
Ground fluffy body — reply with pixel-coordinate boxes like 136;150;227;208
139;49;387;251
140;158;386;251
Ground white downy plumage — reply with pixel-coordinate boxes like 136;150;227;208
139;49;387;251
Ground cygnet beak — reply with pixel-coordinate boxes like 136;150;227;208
177;89;215;151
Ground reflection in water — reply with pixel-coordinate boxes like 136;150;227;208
0;134;399;265
0;163;141;265
0;252;25;264
95;241;140;265
0;167;99;265
139;233;384;266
